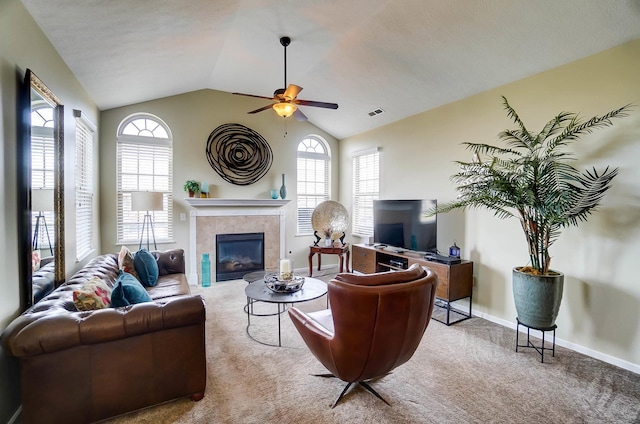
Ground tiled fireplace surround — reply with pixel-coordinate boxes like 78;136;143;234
188;201;287;284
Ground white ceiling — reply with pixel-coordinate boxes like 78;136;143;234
21;0;640;139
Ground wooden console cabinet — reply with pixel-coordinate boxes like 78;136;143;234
351;244;473;325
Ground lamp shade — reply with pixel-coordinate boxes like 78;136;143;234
131;191;164;212
272;102;297;118
32;189;54;212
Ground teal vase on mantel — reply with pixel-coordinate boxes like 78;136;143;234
279;174;287;199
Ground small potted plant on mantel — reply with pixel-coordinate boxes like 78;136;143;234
432;96;630;329
183;180;200;198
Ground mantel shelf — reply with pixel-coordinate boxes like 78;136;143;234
185;198;290;207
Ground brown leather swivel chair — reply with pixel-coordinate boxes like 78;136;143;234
288;263;438;407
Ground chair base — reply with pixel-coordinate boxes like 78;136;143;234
313;373;391;408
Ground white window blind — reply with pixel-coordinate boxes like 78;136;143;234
31;106;55;252
116;114;173;245
352;148;379;237
297;136;330;235
75;111;96;261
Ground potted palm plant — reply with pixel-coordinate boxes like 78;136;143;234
183;180;200;197
434;96;630;328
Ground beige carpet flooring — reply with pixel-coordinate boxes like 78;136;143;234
104;272;640;424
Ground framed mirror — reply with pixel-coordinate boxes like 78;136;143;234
19;69;65;309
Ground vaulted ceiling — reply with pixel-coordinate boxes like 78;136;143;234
21;0;640;139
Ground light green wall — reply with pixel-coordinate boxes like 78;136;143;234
0;0;100;421
99;89;339;273
339;40;640;369
2;2;638;420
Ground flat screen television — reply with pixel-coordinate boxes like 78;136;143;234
373;199;437;253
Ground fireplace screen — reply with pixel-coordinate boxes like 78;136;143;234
216;232;265;281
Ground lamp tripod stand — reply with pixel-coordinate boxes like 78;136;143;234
32;211;53;256
31;188;54;256
131;191;164;252
139;212;157;251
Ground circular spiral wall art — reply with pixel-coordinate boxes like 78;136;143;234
205;123;273;186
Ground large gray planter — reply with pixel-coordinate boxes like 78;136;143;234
512;268;564;328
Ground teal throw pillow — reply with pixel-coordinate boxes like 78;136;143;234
134;248;159;287
111;270;152;307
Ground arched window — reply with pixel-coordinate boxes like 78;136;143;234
296;135;330;235
31;102;55;254
116;113;173;245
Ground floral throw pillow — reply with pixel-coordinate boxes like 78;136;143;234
118;245;139;280
73;276;113;311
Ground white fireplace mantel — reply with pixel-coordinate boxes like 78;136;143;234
185;198;290;207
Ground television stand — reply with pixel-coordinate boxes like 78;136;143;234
352;244;473;326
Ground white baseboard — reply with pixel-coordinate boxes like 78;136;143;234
472;310;640;375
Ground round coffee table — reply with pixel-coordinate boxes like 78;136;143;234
243;270;267;284
242;270;269;316
245;277;328;347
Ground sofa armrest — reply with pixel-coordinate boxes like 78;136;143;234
2;295;205;357
153;249;185;275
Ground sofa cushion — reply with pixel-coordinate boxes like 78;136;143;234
118;245;139;281
134;248;159;287
111;271;152;307
32;261;56;303
73;276;113;311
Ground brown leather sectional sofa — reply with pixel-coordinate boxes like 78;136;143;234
1;249;206;424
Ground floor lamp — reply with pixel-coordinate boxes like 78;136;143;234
32;188;54;256
131;191;164;251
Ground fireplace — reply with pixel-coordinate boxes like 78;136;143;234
216;232;265;281
189;205;286;286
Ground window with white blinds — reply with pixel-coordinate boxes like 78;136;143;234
75;111;96;261
296;136;330;235
31;105;55;253
116;114;173;245
352;148;379;237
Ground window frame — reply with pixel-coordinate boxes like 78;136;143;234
296;135;331;236
30;103;55;253
116;113;174;245
74;110;97;261
352;147;380;237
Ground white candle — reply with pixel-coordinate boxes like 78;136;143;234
280;259;291;274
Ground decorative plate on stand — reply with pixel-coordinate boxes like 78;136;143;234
264;273;305;293
311;200;349;241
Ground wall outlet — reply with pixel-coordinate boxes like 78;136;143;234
180;213;186;221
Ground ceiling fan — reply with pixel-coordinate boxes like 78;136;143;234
233;36;338;121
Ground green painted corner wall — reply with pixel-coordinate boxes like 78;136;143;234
1;1;639;420
98;89;340;274
0;0;100;421
339;39;640;368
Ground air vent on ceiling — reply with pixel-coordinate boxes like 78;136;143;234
368;107;385;117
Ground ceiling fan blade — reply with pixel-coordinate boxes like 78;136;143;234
293;108;308;122
233;92;275;101
247;104;274;114
283;84;303;101
295;99;339;109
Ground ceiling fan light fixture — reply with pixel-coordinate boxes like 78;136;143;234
233;36;336;121
272;102;297;118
